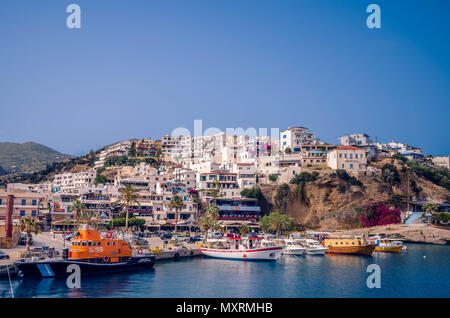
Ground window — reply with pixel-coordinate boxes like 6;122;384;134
355;154;358;159
21;199;26;205
0;199;2;205
107;242;110;246
339;153;342;158
20;210;25;216
88;241;92;246
113;242;116;246
350;164;354;169
82;241;87;246
32;200;37;206
31;210;37;217
342;164;345;169
350;154;353;159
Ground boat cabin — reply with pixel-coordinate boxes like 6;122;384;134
69;225;132;262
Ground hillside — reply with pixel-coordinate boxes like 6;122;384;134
0;142;72;175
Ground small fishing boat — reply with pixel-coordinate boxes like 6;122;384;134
200;237;284;261
321;235;376;256
368;236;405;253
15;225;155;278
282;239;306;255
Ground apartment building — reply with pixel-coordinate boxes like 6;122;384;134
280;127;317;153
94;140;132;169
52;170;96;191
136;139;161;161
232;163;257;189
327;146;367;172
339;134;372;147
0;187;44;220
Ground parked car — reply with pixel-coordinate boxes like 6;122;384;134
0;250;10;260
19;234;33;246
172;235;190;242
160;232;173;240
208;232;223;239
189;235;204;243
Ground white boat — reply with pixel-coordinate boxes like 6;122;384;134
296;239;328;255
200;237;284;261
283;239;306;255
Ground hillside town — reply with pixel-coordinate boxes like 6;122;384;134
1;127;449;242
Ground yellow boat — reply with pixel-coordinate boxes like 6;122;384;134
321;235;376;256
371;237;404;253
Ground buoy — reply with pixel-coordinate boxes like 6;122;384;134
138;248;143;255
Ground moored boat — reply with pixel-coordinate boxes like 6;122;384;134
296;239;328;255
368;236;404;253
15;224;155;278
283;239;306;255
321;235;376;256
200;237;284;261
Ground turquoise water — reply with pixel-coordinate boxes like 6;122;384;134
1;244;449;298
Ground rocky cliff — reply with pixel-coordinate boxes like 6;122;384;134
259;159;450;230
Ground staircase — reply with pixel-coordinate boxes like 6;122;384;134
404;212;424;225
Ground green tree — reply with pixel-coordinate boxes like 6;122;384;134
118;185;140;231
268;174;279;183
284;147;292;155
18;217;42;252
94;175;107;185
128;141;136;157
169;195;184;231
260;212;293;238
71;200;86;229
197;203;220;235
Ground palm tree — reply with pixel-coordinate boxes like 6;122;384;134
18;217;42;252
71;200;86;230
197;203;220;239
207;181;223;204
422;203;438;224
260;212;293;238
238;224;250;237
118;185;140;231
169;195;184;232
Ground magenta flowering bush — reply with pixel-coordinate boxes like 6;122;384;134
360;202;401;227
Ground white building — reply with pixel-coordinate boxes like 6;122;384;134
280;127;317;153
339;134;373;147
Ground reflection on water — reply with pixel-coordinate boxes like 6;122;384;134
1;244;449;298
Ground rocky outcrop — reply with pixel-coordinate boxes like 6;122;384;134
259;167;449;231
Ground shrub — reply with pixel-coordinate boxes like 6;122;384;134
360;202;401;227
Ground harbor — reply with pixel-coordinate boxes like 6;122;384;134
1;242;449;298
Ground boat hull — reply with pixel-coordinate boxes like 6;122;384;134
375;245;404;253
14;256;155;278
325;245;375;256
200;247;283;261
305;248;328;255
283;247;306;255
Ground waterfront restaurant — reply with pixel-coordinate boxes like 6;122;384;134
202;197;261;224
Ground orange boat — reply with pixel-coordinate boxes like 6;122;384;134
321;236;376;256
15;224;155;278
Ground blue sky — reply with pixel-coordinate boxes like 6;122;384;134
0;0;449;156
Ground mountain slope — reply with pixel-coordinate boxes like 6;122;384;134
0;142;72;175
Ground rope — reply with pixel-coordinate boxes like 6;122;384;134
6;264;14;298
